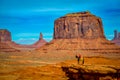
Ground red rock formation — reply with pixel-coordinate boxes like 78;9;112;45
32;33;47;48
0;30;47;52
54;11;105;39
0;29;19;52
37;11;120;54
111;30;120;46
0;42;20;52
6;32;47;51
0;29;11;42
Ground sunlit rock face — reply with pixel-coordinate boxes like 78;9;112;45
0;29;11;42
54;11;105;39
36;11;120;54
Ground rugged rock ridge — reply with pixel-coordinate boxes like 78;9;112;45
54;11;105;39
0;29;11;42
112;30;120;46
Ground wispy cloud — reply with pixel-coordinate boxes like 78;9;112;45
15;32;53;37
106;34;114;40
15;38;38;44
14;34;53;44
15;33;39;37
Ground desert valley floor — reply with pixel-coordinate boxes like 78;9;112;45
0;51;120;80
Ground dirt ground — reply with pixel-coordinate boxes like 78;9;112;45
0;51;120;80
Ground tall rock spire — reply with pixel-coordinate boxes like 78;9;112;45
39;33;43;40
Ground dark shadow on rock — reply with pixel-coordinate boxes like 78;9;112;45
61;66;120;80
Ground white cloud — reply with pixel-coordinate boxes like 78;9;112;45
15;32;53;37
14;32;53;44
108;34;114;37
15;33;39;37
15;38;38;44
106;34;114;40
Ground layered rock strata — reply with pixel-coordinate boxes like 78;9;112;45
54;11;105;39
37;11;120;54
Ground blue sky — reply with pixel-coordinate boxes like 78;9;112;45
0;0;120;44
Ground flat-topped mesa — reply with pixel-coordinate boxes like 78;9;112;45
0;29;11;42
65;11;92;17
54;11;105;39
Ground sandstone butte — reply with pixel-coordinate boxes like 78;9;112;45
0;29;47;52
0;29;19;52
37;11;120;54
111;30;120;46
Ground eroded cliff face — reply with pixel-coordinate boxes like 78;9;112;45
54;12;105;39
0;29;11;42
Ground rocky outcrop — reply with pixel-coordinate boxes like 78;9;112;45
54;11;105;39
112;30;120;46
0;29;11;42
0;42;20;52
37;11;120;54
62;65;120;80
32;33;47;48
0;29;19;52
0;29;47;51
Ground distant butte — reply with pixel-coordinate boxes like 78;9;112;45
0;29;19;52
111;30;120;46
37;11;120;54
0;29;47;52
0;29;11;42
